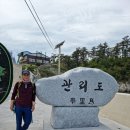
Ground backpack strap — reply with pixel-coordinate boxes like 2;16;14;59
16;82;35;98
17;82;22;98
31;82;35;94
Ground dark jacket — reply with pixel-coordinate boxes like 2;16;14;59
11;81;36;108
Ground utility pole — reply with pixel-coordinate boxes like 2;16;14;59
45;52;46;64
55;41;65;74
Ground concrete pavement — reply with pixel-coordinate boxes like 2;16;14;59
0;95;130;130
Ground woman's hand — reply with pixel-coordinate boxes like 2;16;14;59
10;100;14;111
32;101;36;112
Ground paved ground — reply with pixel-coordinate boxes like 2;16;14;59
1;64;130;130
0;94;130;130
100;93;130;128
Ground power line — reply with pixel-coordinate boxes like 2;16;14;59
24;0;55;52
28;0;54;49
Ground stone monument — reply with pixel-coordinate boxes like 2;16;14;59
36;67;118;129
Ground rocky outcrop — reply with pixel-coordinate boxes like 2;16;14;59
119;82;130;93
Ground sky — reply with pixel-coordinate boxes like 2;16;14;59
0;0;130;60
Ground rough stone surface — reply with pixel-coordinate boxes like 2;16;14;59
118;82;130;93
51;106;99;129
36;67;118;107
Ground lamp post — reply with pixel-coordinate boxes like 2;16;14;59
55;41;65;74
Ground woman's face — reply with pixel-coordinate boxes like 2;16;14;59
22;74;30;81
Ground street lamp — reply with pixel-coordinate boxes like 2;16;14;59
55;41;65;74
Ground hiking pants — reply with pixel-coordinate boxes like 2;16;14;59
15;106;32;130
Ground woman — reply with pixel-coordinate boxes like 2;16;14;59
10;70;36;130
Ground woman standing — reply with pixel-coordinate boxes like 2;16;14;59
10;70;36;130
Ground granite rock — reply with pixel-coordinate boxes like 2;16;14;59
51;106;99;129
36;67;118;107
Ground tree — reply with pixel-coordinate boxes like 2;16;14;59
61;55;73;71
113;43;120;58
96;42;109;59
72;48;81;67
80;47;88;66
90;46;97;59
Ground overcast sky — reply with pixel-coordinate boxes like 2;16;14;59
0;0;130;59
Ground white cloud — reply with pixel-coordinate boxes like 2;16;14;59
0;0;130;59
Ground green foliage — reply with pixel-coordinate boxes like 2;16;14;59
0;66;5;77
60;36;130;83
39;69;55;77
22;64;37;73
38;66;55;77
22;64;56;78
0;66;5;82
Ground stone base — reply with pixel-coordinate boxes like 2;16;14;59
51;106;99;129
